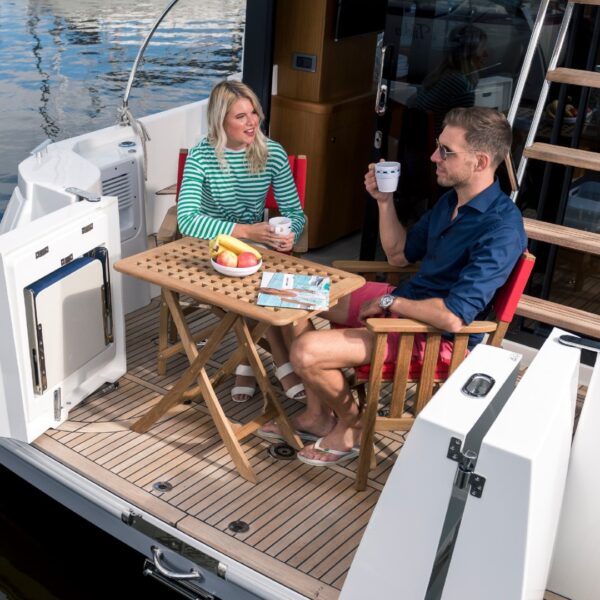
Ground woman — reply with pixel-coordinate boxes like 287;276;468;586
177;80;307;403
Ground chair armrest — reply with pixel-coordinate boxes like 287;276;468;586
332;260;419;274
156;205;178;244
365;318;498;335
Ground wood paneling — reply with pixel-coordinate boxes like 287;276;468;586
270;92;374;247
274;0;377;103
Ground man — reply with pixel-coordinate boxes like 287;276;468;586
260;107;527;465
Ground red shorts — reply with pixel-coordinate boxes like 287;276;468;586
340;282;456;369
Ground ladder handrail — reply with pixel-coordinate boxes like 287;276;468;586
511;3;577;202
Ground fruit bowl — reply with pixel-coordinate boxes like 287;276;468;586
210;258;262;277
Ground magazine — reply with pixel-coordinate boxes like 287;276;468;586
256;271;330;310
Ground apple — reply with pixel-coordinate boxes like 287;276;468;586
237;252;259;268
216;249;238;267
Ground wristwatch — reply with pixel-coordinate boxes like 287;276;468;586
379;294;395;313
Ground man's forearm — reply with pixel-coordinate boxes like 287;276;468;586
389;296;464;332
377;198;409;266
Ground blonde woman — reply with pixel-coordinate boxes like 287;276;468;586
178;80;307;403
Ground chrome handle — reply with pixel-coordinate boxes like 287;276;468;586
374;45;388;116
65;187;101;203
150;546;203;581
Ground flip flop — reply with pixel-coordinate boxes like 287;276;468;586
297;438;360;466
231;364;256;403
256;426;319;443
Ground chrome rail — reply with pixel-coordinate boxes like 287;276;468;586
118;0;183;126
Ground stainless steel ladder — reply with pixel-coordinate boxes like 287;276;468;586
506;0;600;202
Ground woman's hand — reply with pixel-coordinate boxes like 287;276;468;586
232;222;295;252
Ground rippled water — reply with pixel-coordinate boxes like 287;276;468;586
0;0;245;217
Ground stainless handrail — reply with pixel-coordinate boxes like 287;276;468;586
119;0;182;125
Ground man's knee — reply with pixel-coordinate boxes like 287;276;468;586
290;332;320;374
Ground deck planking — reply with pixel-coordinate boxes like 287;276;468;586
32;295;588;599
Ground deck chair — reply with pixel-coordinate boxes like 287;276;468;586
333;252;535;491
156;148;189;244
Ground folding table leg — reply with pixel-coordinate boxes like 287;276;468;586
130;310;236;433
195;366;257;483
233;318;303;450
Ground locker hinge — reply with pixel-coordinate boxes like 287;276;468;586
447;437;486;499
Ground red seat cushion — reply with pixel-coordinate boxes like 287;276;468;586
355;357;450;382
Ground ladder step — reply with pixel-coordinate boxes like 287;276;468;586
570;0;600;5
524;143;600;171
547;67;600;89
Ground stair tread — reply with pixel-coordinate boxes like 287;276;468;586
524;217;600;256
523;143;600;172
517;295;600;339
547;67;600;88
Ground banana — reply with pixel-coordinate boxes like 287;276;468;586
209;234;262;260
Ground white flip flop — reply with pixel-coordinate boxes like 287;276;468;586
274;362;306;401
231;364;256;403
297;438;360;466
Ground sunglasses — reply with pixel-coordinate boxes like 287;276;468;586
435;138;474;161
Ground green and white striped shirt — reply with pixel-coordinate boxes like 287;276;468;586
177;138;306;241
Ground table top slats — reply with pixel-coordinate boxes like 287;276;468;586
114;237;365;326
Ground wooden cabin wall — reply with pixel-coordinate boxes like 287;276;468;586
270;0;377;248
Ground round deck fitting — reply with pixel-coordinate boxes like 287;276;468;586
153;481;173;492
268;442;296;460
228;520;250;533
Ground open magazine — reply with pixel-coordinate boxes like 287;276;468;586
256;272;330;310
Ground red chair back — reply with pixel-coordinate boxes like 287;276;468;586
493;251;535;323
175;148;189;203
265;154;307;210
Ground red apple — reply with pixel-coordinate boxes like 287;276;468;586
237;252;259;268
216;249;237;267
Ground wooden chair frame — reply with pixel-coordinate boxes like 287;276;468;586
333;252;536;491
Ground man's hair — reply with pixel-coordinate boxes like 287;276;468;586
207;80;268;174
442;106;512;169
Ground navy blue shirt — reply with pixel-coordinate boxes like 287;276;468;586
393;179;527;346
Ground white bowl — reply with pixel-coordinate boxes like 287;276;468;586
211;258;262;277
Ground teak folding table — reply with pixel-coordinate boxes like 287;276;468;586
114;236;365;482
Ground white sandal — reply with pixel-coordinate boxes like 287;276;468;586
231;364;256;403
274;362;306;401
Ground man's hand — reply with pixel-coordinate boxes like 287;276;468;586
365;161;395;204
358;296;390;324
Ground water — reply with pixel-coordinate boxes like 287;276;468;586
0;0;245;218
0;1;244;596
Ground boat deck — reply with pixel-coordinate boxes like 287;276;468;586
33;295;586;599
33;298;405;599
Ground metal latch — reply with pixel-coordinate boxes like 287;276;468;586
65;187;101;202
447;437;486;498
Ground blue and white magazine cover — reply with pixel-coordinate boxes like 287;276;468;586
257;272;330;310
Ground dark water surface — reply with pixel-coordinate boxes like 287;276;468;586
0;466;184;599
0;1;244;597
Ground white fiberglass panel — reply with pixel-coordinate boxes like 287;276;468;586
442;328;578;600
341;344;522;600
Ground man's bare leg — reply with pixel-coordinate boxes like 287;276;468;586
289;327;374;461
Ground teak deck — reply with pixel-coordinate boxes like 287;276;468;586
31;297;586;599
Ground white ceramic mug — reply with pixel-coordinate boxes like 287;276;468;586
269;216;292;236
375;161;401;193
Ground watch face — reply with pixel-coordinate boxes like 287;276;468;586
380;294;394;310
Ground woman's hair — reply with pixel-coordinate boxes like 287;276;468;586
206;80;269;173
443;106;512;168
423;24;487;90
